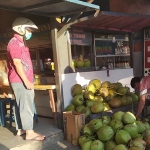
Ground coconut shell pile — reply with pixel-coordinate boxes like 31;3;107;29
79;111;150;150
65;79;140;119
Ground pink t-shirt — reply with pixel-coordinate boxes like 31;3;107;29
139;76;150;96
7;34;33;83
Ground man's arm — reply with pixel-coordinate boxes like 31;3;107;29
136;94;146;117
13;58;33;89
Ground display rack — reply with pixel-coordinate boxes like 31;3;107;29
94;35;131;70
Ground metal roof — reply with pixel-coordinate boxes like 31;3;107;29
0;0;100;17
73;11;150;32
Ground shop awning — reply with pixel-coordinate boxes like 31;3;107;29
73;11;150;32
0;0;99;17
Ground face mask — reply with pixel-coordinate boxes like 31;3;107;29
25;32;32;40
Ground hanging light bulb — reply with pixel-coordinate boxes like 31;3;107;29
112;36;116;43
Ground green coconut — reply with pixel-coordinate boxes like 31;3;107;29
88;119;103;132
86;84;97;93
72;59;76;68
71;84;82;96
89;79;101;89
72;94;84;106
115;130;131;144
122;112;136;124
90;140;104;150
135;121;146;134
143;129;150;138
112;111;124;121
128;147;143;150
109;119;123;131
108;98;121;108
76;105;85;113
65;104;75;111
99;88;109;98
79;135;91;146
126;96;133;104
86;100;94;107
105;140;117;150
129;138;146;150
84;59;91;68
76;59;84;68
117;87;127;95
83;124;93;136
97;126;114;142
94;95;103;102
144;122;150;129
123;124;138;139
81;140;92;150
101;81;111;88
103;102;111;111
84;91;95;100
100;116;111;126
120;96;129;106
135;134;143;139
91;101;104;113
130;92;139;102
104;90;115;102
81;107;91;118
113;144;128;150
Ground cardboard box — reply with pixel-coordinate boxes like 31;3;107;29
63;111;85;146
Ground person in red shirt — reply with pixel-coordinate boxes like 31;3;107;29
130;76;150;118
7;17;45;141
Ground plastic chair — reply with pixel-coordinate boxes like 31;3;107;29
0;98;38;127
0;98;14;127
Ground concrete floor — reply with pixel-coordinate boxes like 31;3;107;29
0;117;77;150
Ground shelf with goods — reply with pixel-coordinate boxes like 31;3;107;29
30;48;55;85
94;34;131;70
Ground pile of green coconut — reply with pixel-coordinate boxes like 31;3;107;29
65;79;140;118
79;111;150;150
72;55;91;69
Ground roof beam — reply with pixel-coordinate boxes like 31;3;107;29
46;7;92;17
21;0;63;12
0;5;20;12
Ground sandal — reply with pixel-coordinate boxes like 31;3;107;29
26;136;46;141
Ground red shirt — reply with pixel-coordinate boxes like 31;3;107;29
7;34;34;83
140;76;150;96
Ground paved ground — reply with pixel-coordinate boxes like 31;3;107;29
44;141;80;150
0;117;81;150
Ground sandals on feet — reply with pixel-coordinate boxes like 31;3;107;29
26;136;46;141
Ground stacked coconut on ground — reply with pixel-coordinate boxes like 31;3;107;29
79;111;150;150
65;79;139;118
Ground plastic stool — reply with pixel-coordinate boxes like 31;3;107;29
0;98;14;127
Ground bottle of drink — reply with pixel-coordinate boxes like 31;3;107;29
115;57;118;68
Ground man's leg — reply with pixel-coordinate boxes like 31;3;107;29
11;83;45;140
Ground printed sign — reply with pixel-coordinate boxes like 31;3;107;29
69;28;92;45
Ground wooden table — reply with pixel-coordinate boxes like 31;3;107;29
0;84;57;126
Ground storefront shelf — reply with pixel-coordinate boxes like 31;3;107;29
95;54;130;58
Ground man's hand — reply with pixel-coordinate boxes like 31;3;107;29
136;94;146;117
24;80;34;90
13;59;33;89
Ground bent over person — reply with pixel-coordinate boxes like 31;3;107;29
7;17;45;141
130;76;150;118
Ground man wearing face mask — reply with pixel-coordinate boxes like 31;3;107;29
7;17;45;141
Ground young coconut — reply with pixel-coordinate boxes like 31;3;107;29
105;140;117;150
90;140;104;150
113;144;128;150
